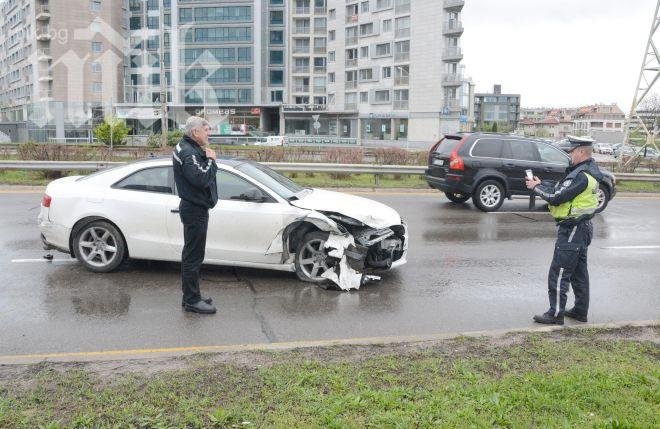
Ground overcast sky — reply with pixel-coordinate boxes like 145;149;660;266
460;0;657;110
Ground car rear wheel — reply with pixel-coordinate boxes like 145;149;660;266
294;231;335;284
73;220;126;273
595;184;610;213
444;192;471;203
473;180;505;212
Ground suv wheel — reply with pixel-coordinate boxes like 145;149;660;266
473;180;505;212
595;184;610;213
444;192;471;203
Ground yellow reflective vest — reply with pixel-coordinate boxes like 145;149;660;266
548;173;598;221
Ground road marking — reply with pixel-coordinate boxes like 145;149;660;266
11;258;77;263
601;245;660;250
0;320;656;365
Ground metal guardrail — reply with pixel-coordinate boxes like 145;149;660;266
0;160;659;182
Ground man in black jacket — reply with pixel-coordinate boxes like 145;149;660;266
172;116;218;314
525;136;602;325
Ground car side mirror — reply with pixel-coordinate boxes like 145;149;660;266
236;188;267;202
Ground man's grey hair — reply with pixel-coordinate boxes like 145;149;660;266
184;116;209;137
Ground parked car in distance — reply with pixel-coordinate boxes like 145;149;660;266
599;144;614;155
425;132;616;213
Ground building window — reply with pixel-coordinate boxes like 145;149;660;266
374;90;390;102
194;6;252;22
92;82;102;93
270;70;284;85
360;92;368;103
329;8;336;19
382;19;392;32
270;0;284;4
361;1;369;12
329;30;335;41
359;23;374;36
270;30;284;45
360;46;369;58
359;68;373;81
270;10;284;25
147;17;159;29
91;42;103;53
194;27;251;42
328;51;335;62
179;8;193;23
328;72;335;83
269;50;284;65
91;61;101;73
238;68;251;83
382;66;391;78
90;0;101;12
271;90;283;102
375;43;391;57
129;16;142;30
238;47;252;62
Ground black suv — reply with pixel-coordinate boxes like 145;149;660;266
425;132;616;212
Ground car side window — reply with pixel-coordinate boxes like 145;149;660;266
536;142;569;166
115;167;173;194
217;170;262;201
471;138;504;158
506;140;539;162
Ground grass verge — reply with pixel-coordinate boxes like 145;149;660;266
0;327;657;428
616;180;660;193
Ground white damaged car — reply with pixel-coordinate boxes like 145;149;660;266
38;157;408;290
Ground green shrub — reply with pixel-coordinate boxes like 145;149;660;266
93;117;130;146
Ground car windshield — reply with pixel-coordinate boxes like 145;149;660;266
236;162;304;200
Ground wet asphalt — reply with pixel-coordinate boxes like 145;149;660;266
0;191;658;356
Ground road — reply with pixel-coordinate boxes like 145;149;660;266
0;190;658;358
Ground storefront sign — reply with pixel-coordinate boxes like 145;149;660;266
286;136;359;146
282;104;327;112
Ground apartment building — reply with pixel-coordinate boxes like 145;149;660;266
286;0;468;142
0;0;126;141
474;84;520;131
572;103;625;143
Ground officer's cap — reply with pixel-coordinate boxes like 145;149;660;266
565;135;594;151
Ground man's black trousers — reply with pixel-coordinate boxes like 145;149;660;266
547;220;593;317
179;200;209;305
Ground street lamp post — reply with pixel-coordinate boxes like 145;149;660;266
159;0;168;148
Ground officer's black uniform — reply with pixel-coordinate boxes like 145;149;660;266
531;137;603;324
172;135;218;307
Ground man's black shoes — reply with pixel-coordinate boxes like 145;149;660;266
183;299;217;314
181;297;213;307
564;308;588;322
533;312;564;325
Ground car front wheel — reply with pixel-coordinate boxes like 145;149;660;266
473;180;505;212
294;231;335;283
595;184;610;213
73;220;126;273
444;192;471;203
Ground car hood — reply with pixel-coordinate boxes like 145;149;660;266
289;188;402;229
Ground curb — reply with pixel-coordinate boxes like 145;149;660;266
0;320;656;365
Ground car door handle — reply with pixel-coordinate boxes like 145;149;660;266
170;208;180;213
503;162;516;168
543;167;553;172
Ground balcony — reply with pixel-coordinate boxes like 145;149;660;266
35;5;51;20
313;85;326;94
313;66;327;74
442;47;463;62
346;14;359;24
314;6;327;14
393;100;409;110
294;7;311;14
293;27;310;35
395;1;411;14
444;0;465;11
39;89;53;100
37;48;52;61
314;26;327;34
36;26;52;41
444;98;461;110
293;66;310;74
395;28;410;38
38;73;53;82
344;102;357;111
394;51;410;62
294;85;310;93
314;46;327;54
394;75;409;85
345;58;358;67
441;73;462;86
443;20;463;36
346;36;358;46
292;46;310;54
345;80;357;89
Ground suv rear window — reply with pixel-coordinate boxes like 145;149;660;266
433;137;462;156
471;138;504;158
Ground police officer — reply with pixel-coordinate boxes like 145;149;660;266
525;136;603;325
172;116;218;314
